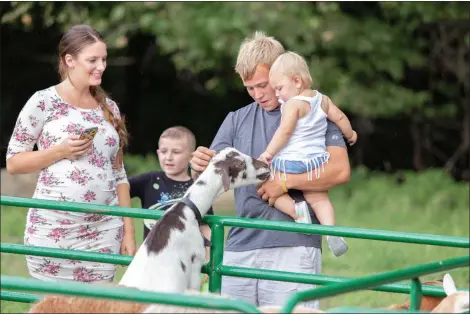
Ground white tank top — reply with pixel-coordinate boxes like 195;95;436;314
276;91;328;161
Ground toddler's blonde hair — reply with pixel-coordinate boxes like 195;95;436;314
269;51;313;89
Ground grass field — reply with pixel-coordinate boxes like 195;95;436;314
1;169;469;312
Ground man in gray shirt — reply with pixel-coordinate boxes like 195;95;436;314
190;32;351;309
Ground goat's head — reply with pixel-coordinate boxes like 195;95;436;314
209;147;270;192
432;273;470;313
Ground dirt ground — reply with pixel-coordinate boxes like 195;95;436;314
212;191;235;213
1;169;39;198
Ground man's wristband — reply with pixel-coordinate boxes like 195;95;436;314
280;177;288;193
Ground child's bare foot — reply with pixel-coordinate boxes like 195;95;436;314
294;201;312;224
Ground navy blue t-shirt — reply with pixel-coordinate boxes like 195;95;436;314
129;171;214;240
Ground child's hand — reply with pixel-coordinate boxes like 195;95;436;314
258;151;273;165
348;131;357;146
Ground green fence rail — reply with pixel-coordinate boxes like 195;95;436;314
2;196;468;248
3;243;465;300
0;275;262;313
1;291;40;303
280;255;469;313
1;195;469;313
1;253;468;313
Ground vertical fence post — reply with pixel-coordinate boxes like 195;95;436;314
208;223;225;293
410;277;422;311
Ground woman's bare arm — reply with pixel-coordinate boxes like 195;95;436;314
7;136;92;175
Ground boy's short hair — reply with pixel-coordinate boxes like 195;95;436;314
159;126;196;152
269;51;313;89
235;31;285;81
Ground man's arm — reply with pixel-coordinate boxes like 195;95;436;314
286;145;350;191
257;120;350;202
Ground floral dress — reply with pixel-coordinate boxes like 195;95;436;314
6;86;128;283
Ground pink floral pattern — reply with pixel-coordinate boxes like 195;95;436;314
29;209;50;225
35;259;61;276
84;214;104;222
81;111;102;124
37;100;45;112
73;266;107;282
82;190;97;202
62;122;85;136
67;167;93;186
115;226;124;241
47;228;70;242
77;225;102;241
67;259;81;265
12;119;36;145
45;96;71;122
7;87;129;283
58;218;74;226
105;136;117;147
87;145;109;168
38;131;61;149
39;169;64;187
29;115;39;127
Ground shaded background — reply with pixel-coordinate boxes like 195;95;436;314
1;3;469;313
1;2;469;180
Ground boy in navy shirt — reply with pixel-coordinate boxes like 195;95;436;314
129;126;213;266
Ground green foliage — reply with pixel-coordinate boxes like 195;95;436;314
336;167;470;226
1;2;467;175
3;2;466;119
123;153;161;177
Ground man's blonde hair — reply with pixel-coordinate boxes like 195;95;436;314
235;31;285;81
269;51;313;89
159;126;196;152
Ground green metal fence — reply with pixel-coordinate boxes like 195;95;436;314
0;275;262;313
1;255;468;312
1;195;469;313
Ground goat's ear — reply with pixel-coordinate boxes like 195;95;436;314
443;273;457;296
220;167;230;192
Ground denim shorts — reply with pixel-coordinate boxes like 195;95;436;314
271;156;328;174
271;153;330;181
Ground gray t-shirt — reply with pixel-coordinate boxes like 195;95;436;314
210;102;346;252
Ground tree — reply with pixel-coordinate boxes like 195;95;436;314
2;2;468;177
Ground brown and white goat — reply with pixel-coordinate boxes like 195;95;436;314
118;147;270;293
29;288;323;313
387;278;445;311
387;273;469;313
432;273;469;313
